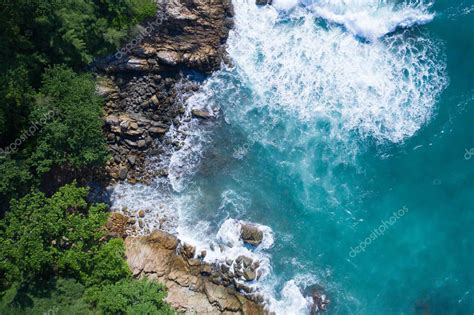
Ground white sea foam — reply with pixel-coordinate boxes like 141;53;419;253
304;0;434;41
230;0;447;143
267;280;313;313
268;0;435;41
166;84;219;192
273;0;299;11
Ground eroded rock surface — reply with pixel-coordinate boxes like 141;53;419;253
125;230;267;314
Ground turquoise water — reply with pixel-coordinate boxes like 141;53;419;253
114;0;474;313
188;0;473;313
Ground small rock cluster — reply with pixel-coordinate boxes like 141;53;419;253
307;285;331;314
97;72;200;183
206;255;264;304
104;112;168;183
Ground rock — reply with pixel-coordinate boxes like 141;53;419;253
201;264;212;276
158;168;169;177
105;114;119;125
252;261;261;269
220;264;230;273
149;126;168;135
237;255;253;268
123;229;267;314
138;210;145;218
120;119;131;131
137;139;146;148
124;139;138;147
256;0;272;5
156;51;179;66
204;282;241;312
241;223;264;246
198;250;207;259
191;109;211;119
182;242;196;259
119;166;128;180
128;155;137;166
147;230;178;250
234;268;244;278
124;128;144;136
106;212;129;238
307;284;330;314
150;94;159;106
125;58;150;71
235;281;253;294
243;268;257;281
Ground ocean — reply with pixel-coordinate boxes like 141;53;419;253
111;0;474;313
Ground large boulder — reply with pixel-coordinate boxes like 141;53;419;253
241;223;264;246
147;230;178;250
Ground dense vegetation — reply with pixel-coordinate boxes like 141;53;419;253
0;0;155;207
0;0;174;313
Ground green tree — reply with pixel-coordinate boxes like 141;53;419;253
0;183;109;291
85;279;175;315
0;66;108;207
31;65;108;174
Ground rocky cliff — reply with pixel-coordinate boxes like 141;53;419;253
125;230;266;314
95;0;234;184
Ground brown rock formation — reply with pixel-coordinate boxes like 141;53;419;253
141;0;234;72
95;0;234;184
241;223;264;246
125;230;267;314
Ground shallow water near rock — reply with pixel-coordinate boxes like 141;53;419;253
112;0;474;313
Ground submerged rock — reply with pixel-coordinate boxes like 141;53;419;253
306;284;331;314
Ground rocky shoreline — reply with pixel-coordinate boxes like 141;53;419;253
97;1;328;314
107;214;267;314
96;1;271;314
95;0;233;185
